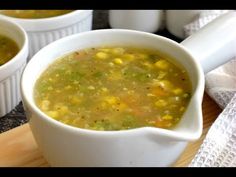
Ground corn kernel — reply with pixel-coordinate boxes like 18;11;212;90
58;106;69;115
109;62;114;67
85;124;90;129
46;111;59;118
101;102;107;109
95;52;109;59
41;100;50;111
127;90;135;94
112;48;125;55
65;85;72;90
183;93;190;98
101;87;108;92
162;114;173;120
72;118;81;125
118;102;127;111
114;58;123;65
48;86;53;91
137;53;148;59
65;70;72;75
172;88;183;95
155;59;170;70
104;96;118;104
147;93;155;97
98;127;105;131
56;89;61;93
148;120;156;125
98;48;110;52
109;72;122;80
73;81;79;85
157;71;167;79
142;62;153;69
88;86;95;90
70;96;81;104
180;106;185;112
123;54;135;61
62;119;71;124
158;80;173;90
155;99;168;107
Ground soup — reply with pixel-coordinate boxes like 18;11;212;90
0;35;19;66
0;10;73;19
34;47;192;131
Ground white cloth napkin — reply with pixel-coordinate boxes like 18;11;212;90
190;94;236;167
183;10;236;167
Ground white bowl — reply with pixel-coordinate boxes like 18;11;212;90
21;29;204;167
0;17;28;117
0;10;93;59
21;12;236;166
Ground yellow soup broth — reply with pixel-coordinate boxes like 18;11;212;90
0;10;73;19
0;35;19;66
34;47;192;131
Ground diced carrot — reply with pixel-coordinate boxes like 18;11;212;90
151;87;169;97
154;118;173;128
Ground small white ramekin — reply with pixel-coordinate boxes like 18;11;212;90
109;10;164;33
0;17;28;117
0;10;93;59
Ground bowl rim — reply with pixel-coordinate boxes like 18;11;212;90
0;10;93;32
21;29;204;141
0;17;28;80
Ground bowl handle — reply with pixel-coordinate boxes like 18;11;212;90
181;11;236;74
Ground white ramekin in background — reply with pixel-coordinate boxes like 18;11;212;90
0;10;93;59
0;17;28;117
109;10;164;33
166;10;204;39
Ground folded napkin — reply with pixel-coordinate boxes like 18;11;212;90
190;94;236;167
183;10;236;167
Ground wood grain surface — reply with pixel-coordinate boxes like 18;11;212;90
0;93;221;167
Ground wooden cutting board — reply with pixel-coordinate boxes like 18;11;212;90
0;93;221;167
